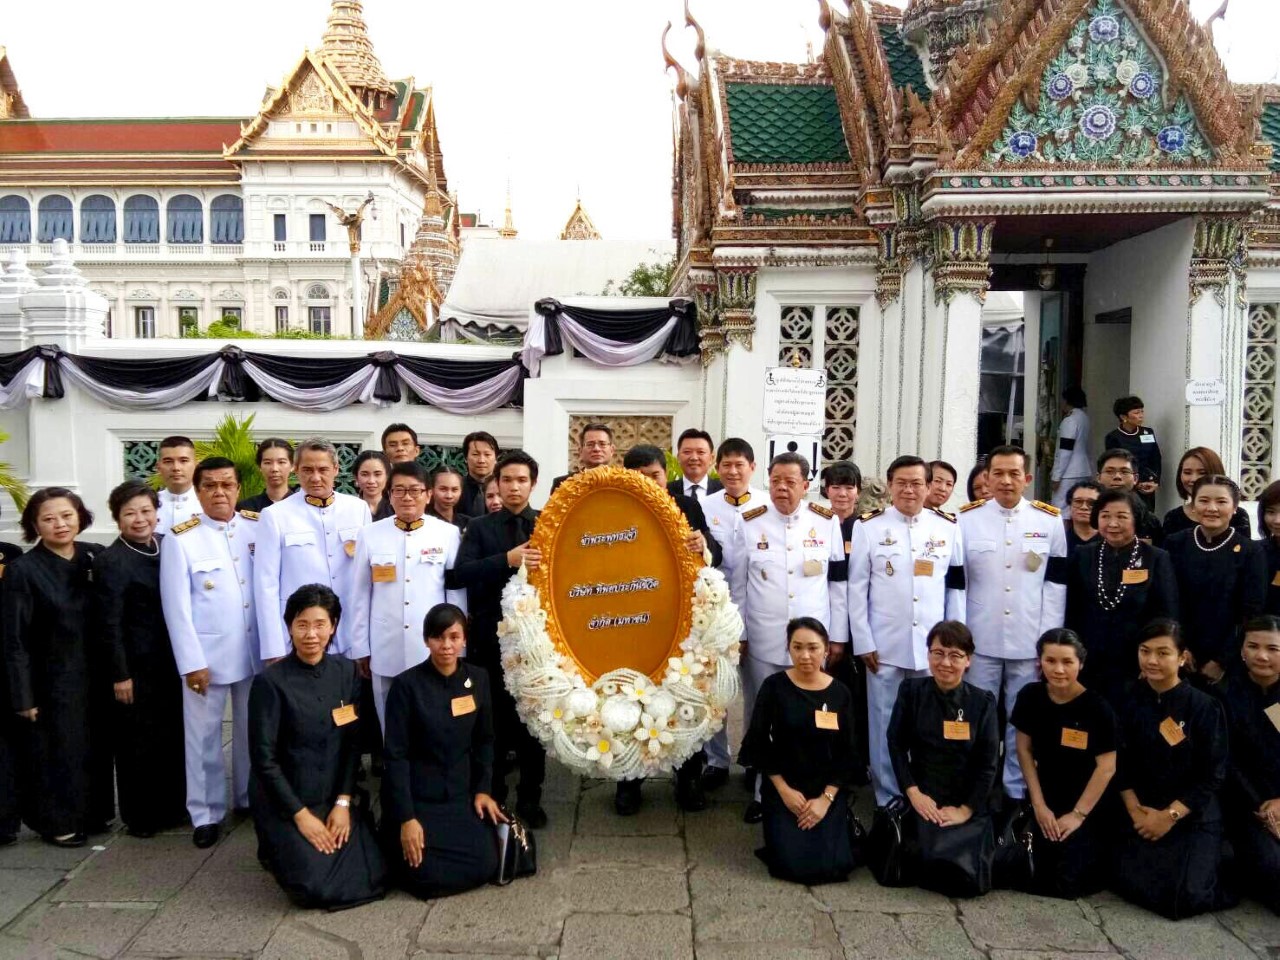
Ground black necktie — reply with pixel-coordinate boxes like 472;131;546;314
690;483;701;499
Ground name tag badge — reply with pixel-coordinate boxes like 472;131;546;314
1159;715;1186;746
1025;551;1043;573
344;540;356;558
1061;727;1089;750
802;559;823;577
1121;568;1149;585
451;694;477;717
943;711;970;740
332;703;357;726
814;708;839;731
913;558;935;577
1264;702;1280;734
1140;433;1156;444
371;564;396;583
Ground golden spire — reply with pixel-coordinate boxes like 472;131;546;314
423;157;444;218
560;197;601;240
317;0;396;103
498;180;518;239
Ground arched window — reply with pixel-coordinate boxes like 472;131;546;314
123;195;159;244
210;194;243;244
306;283;331;300
166;194;203;244
80;195;116;244
37;195;73;243
0;195;30;244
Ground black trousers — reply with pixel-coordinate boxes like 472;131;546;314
470;649;544;805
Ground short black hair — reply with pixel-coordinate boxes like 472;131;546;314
1062;385;1087;408
926;460;957;483
786;616;829;644
108;479;158;521
158;435;195;452
193;456;240;488
716;437;755;464
380;423;419;448
769;451;810;479
284;583;341;630
424;602;467;640
1136;617;1186;653
389;461;428;486
1113;395;1144;420
820;460;862;496
255;437;293;465
676;428;714;452
1090;488;1142;528
353;450;391;478
21;487;93;543
966;461;988;501
623;444;666;471
1257;480;1280;535
1065;479;1102;505
580;423;614;443
1243;614;1280;637
1036;627;1087;664
1189;474;1240;507
986;445;1029;472
496;449;539;483
1097;447;1137;473
430;464;465;484
886;455;927;483
462;431;499;457
927;620;975;656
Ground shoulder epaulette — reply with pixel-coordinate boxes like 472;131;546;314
239;509;260;521
807;501;834;519
929;506;957;523
859;508;884;521
958;499;987;513
171;516;201;535
1031;500;1061;517
742;505;768;522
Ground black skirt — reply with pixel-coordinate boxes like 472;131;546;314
1112;818;1235;919
255;803;386;910
387;799;499;899
756;780;855;885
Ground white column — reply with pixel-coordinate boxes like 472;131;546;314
0;251;37;352
350;252;363;337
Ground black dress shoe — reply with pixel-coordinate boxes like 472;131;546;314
743;801;764;824
515;801;548;829
614;780;643;816
676;780;708;813
125;825;156;839
44;832;87;848
701;766;730;791
192;823;221;849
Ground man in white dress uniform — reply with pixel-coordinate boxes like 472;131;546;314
155;435;199;537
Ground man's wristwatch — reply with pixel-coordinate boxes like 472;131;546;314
1167;807;1181;822
822;790;837;803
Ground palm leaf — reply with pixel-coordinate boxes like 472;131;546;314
0;430;30;512
147;414;267;499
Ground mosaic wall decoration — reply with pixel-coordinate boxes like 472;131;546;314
778;306;815;368
823;307;860;466
567;416;673;468
123;440;160;481
1242;303;1278;501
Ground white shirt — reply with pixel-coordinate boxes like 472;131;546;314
848;506;966;671
681;475;713;502
156;487;199;538
959;497;1067;660
701;488;757;599
254;490;371;660
728;500;849;664
1052;407;1092;481
346;514;467;677
160;511;259;685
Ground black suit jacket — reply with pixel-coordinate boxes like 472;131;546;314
667;477;723;498
453;506;539;659
675;494;723;568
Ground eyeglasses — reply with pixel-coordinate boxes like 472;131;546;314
1070;498;1098;508
389;486;427;497
928;649;969;664
892;480;927;490
1100;468;1135;478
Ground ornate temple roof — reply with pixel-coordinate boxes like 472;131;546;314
723;82;850;165
317;0;397;103
561;199;602;240
0;47;30;120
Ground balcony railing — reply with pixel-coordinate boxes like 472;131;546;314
0;239;379;261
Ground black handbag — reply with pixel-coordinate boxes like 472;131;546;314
846;806;869;869
916;814;995;898
492;811;537;886
866;797;915;887
992;803;1036;890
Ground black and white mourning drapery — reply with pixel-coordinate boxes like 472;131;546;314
521;297;699;376
0;345;523;414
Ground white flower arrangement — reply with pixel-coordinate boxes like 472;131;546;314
497;564;743;779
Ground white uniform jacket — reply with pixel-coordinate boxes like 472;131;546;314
156;488;199;538
701;489;758;605
254;490;371;660
160;511;259;685
346;515;467;676
1051;407;1092;482
958;497;1068;660
729;500;849;663
848;506;966;671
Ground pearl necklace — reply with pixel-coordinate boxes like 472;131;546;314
1193;526;1235;553
120;537;159;558
1095;540;1141;611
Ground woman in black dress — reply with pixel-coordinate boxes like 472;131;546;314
353;450;393;521
1011;628;1118;899
1065;489;1178;710
1220;615;1280;913
1063;480;1101;554
738;617;859;884
1162;447;1252;539
1164;475;1265;688
383;603;505;898
248;583;385;909
1256;481;1280;616
1;488;110;846
1112;619;1233;919
0;521;22;846
237;438;296;513
887;621;1000;897
95;480;186;838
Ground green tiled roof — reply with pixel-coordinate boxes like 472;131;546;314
877;23;930;102
724;83;850;165
1263;102;1280;173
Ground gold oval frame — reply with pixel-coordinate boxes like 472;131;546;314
528;466;702;684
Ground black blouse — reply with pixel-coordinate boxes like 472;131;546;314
1218;672;1280;811
237;487;297;513
1063;521;1098;555
1115;680;1227;823
1263;538;1280;617
382;659;494;824
248;653;362;820
1164;528;1266;668
738;671;859;797
1162;505;1251;540
93;538;171;683
887;677;999;813
1010;682;1118;814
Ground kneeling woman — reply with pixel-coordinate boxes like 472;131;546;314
248;584;386;909
738;617;859;884
1112;619;1233;919
383;603;505;898
888;621;1000;897
1011;629;1118;899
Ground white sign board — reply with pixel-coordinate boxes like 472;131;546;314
766;435;821;481
762;367;827;436
1185;378;1227;407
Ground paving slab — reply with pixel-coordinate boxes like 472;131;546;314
52;835;211;903
301;892;428;960
1092;899;1256;960
810;868;955;915
690;863;826;942
529;801;576;868
559;913;693;960
540;764;583;804
575;783;679;837
0;869;65;927
127;865;289;956
556;866;689;913
682;801;759;868
959;891;1113;953
0;933;56;960
0;838;96;872
692;944;837;960
989;953;1119;960
416;880;569;951
7;902;155;959
569;833;687;869
833;911;984;960
200;819;264;873
1215;900;1280;953
259;919;351;960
